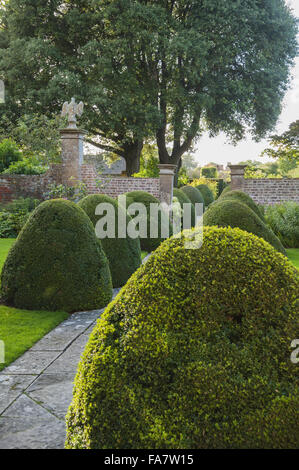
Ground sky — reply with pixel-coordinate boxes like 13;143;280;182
194;0;299;167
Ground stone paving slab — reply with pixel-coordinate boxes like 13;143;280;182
0;288;121;449
26;373;75;420
0;375;37;415
1;350;62;376
0;416;66;449
45;335;87;374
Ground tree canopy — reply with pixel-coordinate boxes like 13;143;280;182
262;120;299;165
0;0;297;174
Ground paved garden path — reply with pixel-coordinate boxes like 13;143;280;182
0;288;121;449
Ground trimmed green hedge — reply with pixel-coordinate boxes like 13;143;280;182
181;186;205;211
203;199;286;254
220;190;265;221
1;199;113;312
78;195;142;287
123;191;173;252
65;226;299;449
196;184;214;207
173;188;196;228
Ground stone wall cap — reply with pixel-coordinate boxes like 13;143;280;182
59;128;87;135
228;164;247;170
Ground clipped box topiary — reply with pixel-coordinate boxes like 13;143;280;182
219;189;265;221
195;184;214;207
203;198;286;254
123;191;173;252
78;194;142;288
65;226;299;449
181;185;205;212
173;188;196;228
1;199;113;312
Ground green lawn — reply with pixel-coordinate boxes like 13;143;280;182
286;248;299;270
0;238;15;271
0;307;68;371
0;238;68;371
141;250;148;261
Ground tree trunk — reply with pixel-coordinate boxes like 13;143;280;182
174;158;182;188
123;140;143;176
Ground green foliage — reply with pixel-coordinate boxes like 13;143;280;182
133;144;160;178
78;194;142;287
0;211;28;238
203;199;285;254
215;179;226;198
221;185;232;196
0;114;63;165
65;226;299;449
190;177;218;199
0;197;41;238
201;167;217;179
0;138;22;173
181;186;205;212
3;158;47;175
220;190;266;222
124;191;173;252
195;184;214;207
1;199;113;312
241;157;298;179
0;1;296;171
173;188;195;228
264;202;299;249
43;182;88;202
177;166;189;188
262;120;299;165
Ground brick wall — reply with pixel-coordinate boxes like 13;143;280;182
242;179;299;205
0;163;162;203
0;165;61;203
81;164;160;199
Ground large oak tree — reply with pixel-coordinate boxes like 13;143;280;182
0;0;297;174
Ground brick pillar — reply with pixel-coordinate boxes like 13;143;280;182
158;164;177;207
59;128;87;186
228;164;247;190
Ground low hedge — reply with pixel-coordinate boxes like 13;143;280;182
173;188;196;228
65;226;299;449
123;191;173;252
1;199;113;312
219;190;265;221
181;186;205;212
78;195;142;287
203;199;286;254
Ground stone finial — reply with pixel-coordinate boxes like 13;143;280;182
61;97;84;129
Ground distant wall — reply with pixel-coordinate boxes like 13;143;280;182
243;178;299;205
0;166;61;203
81;164;160;199
229;165;299;205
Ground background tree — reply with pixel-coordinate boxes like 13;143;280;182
262;120;299;166
0;0;160;174
0;1;297;174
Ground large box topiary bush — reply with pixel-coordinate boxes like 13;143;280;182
78;194;142;288
204;198;286;254
173;188;196;228
1;199;113;312
65;226;298;449
123;191;173;252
